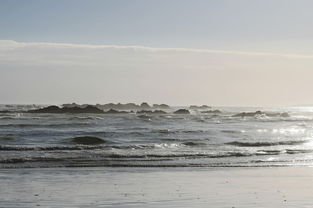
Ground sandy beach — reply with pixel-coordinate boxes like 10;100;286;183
1;167;313;207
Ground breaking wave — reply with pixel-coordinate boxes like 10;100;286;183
0;123;93;128
226;140;308;147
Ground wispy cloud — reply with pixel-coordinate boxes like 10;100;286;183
1;40;313;63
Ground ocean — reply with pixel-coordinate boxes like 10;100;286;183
1;105;313;169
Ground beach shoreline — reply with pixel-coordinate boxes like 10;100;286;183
1;166;313;207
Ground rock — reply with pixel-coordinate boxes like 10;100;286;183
153;110;167;114
233;111;289;117
190;105;211;110
124;103;139;109
0;110;12;113
104;109;129;114
137;110;152;114
97;102;148;110
201;110;222;114
233;111;263;117
61;105;104;114
265;112;290;117
140;102;151;109
153;104;170;109
28;105;62;113
70;136;107;145
62;103;79;108
136;110;167;114
27;103;173;114
96;102;171;110
28;105;104;114
173;109;190;114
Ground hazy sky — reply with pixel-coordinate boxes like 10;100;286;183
1;0;313;106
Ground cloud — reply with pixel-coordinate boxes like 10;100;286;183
1;39;313;67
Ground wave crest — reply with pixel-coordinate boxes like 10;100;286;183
226;140;307;147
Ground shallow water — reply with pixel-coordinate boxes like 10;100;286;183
1;105;313;168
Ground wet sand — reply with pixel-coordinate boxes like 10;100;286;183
1;167;313;207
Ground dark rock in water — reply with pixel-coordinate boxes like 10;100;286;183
137;110;152;114
152;104;170;109
201;110;222;114
140;102;151;109
28;105;104;114
28;102;172;113
62;103;79;108
70;136;107;145
62;105;104;114
28;105;62;113
104;109;129;114
153;110;167;114
0;110;12;113
173;109;190;114
97;102;139;110
97;103;115;110
190;105;211;110
182;141;206;146
233;111;264;117
0;136;15;141
265;112;290;117
95;102;171;110
233;111;290;117
137;110;167;114
60;106;82;113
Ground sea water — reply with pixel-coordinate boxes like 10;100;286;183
1;105;313;168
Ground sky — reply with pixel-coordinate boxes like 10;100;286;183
1;0;313;106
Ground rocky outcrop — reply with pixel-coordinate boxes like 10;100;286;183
62;103;80;108
104;109;129;114
28;105;104;114
201;110;222;114
96;102;157;110
233;111;264;117
27;102;174;113
233;111;289;117
63;105;104;114
190;105;211;110
28;105;62;113
152;104;170;109
0;110;13;113
101;103;139;110
140;102;151;109
136;110;167;114
173;109;190;114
